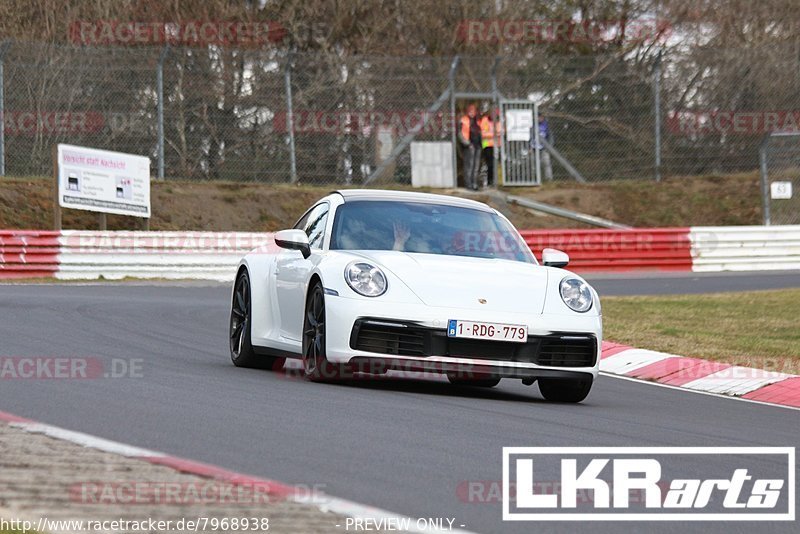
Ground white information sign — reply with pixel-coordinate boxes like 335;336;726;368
58;144;151;218
770;181;793;200
410;142;454;188
504;109;533;142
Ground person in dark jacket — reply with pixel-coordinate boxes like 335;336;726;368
479;109;501;187
531;113;554;181
458;103;482;190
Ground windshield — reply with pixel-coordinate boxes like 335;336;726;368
330;200;535;263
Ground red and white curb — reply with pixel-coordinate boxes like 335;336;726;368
0;409;476;534
600;342;800;408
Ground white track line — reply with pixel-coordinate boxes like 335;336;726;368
10;422;165;457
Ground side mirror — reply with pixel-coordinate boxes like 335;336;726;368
542;248;569;268
275;229;311;259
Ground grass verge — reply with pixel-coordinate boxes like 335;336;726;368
602;289;800;374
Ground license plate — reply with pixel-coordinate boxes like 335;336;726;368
447;320;528;343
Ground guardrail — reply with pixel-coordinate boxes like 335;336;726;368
520;228;693;272
0;230;61;278
0;230;272;281
57;231;273;281
690;225;800;272
1;226;798;280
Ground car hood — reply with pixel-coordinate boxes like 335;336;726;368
347;251;549;314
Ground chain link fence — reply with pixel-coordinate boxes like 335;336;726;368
760;132;800;225
3;40;800;186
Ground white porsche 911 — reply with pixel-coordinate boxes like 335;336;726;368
230;189;601;402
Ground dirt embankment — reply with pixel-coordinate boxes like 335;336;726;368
0;174;761;231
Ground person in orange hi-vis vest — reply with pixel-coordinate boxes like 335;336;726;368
458;103;482;190
479;109;501;187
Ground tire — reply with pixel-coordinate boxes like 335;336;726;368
538;377;593;403
447;373;501;388
230;270;283;370
302;282;341;382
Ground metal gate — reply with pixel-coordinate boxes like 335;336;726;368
500;100;540;186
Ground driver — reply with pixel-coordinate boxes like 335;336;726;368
392;221;435;253
392;222;410;250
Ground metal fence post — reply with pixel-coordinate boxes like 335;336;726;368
284;51;298;184
653;50;662;182
759;135;771;226
157;46;169;180
0;40;11;177
490;56;501;188
449;56;460;187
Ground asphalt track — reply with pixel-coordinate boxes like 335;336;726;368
585;269;800;296
0;273;798;533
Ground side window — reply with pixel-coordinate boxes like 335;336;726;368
293;212;310;230
303;204;329;250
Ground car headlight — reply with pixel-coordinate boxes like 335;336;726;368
559;277;593;313
345;262;387;297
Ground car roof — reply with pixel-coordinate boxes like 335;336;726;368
332;189;494;212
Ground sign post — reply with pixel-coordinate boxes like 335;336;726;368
54;144;151;230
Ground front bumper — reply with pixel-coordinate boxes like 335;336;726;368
324;295;601;379
346;356;593;381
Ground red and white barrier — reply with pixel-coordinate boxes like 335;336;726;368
521;228;693;272
0;230;272;281
2;226;799;280
0;231;61;278
690;225;800;272
524;225;800;273
57;231;273;281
